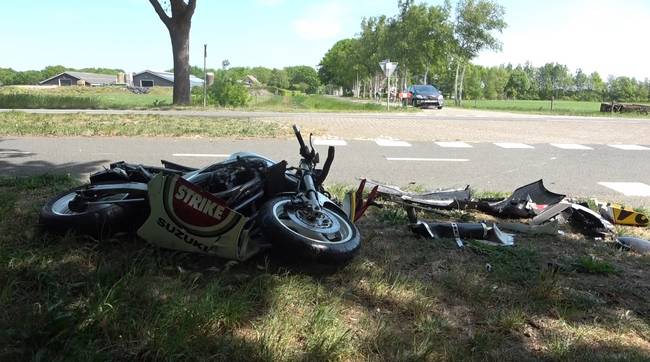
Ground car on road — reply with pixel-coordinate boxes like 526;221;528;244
402;84;444;109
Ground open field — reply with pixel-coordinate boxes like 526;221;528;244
0;86;173;109
250;95;412;112
1;176;649;360
456;99;650;118
0;87;412;113
0;112;289;138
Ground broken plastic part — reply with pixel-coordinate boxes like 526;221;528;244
617;236;650;254
477;180;565;218
410;221;514;248
499;220;560;235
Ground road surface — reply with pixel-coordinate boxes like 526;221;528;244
2;135;649;206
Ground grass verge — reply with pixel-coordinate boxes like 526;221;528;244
0;112;290;138
1;176;649;360
251;94;416;112
455;99;650;118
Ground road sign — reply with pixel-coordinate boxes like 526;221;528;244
379;60;398;77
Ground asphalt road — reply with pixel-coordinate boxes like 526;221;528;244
2;136;649;206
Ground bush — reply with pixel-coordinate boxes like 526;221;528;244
194;74;250;107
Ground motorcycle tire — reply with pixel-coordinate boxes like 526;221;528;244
259;196;361;264
39;186;148;239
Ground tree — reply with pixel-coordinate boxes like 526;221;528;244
504;66;530;99
452;0;506;105
268;68;289;90
285;66;320;94
149;0;197;105
319;38;363;91
573;68;588;100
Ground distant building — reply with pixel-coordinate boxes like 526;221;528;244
132;70;204;88
242;75;261;87
39;71;118;86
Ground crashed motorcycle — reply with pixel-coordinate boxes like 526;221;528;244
40;125;361;263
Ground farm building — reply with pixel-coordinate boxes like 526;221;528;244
132;70;204;88
39;71;118;86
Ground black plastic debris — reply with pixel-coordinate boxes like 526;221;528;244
617;236;650;254
477;180;565;218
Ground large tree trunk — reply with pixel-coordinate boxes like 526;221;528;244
149;0;196;106
170;23;191;105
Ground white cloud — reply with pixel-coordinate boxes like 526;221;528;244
292;2;345;40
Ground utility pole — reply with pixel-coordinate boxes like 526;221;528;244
203;44;207;108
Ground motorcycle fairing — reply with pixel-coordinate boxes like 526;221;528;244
137;174;259;260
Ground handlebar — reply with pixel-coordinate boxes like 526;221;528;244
293;124;312;160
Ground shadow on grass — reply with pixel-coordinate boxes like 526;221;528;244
2;179;650;361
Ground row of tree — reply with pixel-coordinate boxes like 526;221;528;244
318;0;507;105
318;0;649;103
431;62;650;103
0;66;124;86
187;65;321;94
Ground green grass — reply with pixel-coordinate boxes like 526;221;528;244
250;94;415;112
0;112;289;137
1;179;650;360
456;99;650;118
0;87;414;113
0;86;173;109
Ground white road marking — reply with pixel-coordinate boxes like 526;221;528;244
0;151;31;154
313;139;348;146
435;141;473;148
375;139;412;147
598;182;650;197
550;143;593;150
386;157;469;162
608;144;650;151
172;153;230;158
494;142;534;149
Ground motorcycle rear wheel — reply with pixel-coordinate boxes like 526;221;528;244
39;186;147;239
260;196;361;263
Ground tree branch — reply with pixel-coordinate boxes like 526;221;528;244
186;0;196;18
149;0;171;28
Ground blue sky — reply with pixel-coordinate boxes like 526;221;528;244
1;0;648;79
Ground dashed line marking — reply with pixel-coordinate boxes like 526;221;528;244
435;141;473;148
313;139;348;146
375;139;412;147
385;157;469;162
598;182;650;196
494;142;534;149
608;144;650;151
172;153;230;158
550;143;593;150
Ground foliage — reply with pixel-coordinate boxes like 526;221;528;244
285;66;320;94
268;68;290;90
202;72;250;107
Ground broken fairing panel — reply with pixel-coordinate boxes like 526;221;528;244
477;180;566;218
410;221;514;248
365;179;471;209
565;203;615;238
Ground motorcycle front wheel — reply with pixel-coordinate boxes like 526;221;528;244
259;196;361;263
39;186;148;239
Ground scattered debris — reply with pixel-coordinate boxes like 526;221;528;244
617;237;650;254
596;201;649;227
410;221;515;248
476;180;565;219
499;220;560;235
